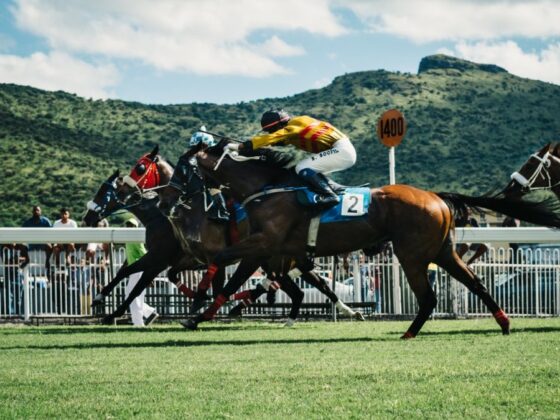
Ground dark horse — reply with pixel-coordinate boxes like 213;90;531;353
183;141;560;337
502;143;560;199
85;148;363;324
83;170;220;323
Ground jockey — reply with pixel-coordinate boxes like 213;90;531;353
226;110;356;206
189;126;230;222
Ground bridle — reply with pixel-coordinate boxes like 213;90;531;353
86;179;144;219
510;151;560;192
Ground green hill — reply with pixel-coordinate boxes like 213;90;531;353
1;54;559;226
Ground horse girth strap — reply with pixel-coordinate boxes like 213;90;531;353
168;217;206;266
241;187;306;207
306;215;321;259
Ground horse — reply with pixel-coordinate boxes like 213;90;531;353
85;147;363;325
131;146;365;323
182;140;560;337
503;143;560;199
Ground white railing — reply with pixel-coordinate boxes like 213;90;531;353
0;228;559;321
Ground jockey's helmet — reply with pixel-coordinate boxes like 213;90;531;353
189;126;217;147
261;109;291;133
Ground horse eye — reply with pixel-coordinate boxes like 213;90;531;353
136;163;146;175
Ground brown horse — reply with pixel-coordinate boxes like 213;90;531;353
184;141;560;336
503;143;560;199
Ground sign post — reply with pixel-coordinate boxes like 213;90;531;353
376;109;407;314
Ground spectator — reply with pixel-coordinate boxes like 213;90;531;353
52;207;78;269
455;209;488;266
359;253;370;303
86;218;110;263
502;216;521;264
371;265;382;313
21;205;52;270
124;217;158;327
0;244;28;316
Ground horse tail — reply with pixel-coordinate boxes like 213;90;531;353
436;192;560;228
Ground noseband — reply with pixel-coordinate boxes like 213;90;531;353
510;151;560;192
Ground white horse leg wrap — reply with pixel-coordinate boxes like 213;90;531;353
336;300;355;316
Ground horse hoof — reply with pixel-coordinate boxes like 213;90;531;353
180;319;199;331
228;305;243;318
493;309;510;335
101;316;114;325
353;311;365;321
401;331;415;340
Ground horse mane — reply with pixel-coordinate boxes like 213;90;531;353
158;155;175;170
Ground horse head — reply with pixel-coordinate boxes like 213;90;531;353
125;144;173;191
505;143;560;197
83;169;123;226
157;148;206;215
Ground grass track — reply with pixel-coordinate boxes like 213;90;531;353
0;318;559;419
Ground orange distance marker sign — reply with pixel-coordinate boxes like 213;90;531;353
377;109;407;147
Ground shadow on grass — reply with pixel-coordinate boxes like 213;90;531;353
0;336;393;350
420;326;560;336
0;324;294;335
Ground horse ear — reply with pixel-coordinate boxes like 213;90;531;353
109;169;120;181
149;145;159;159
553;143;560;157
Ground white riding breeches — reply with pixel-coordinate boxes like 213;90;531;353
295;137;356;175
125;272;156;326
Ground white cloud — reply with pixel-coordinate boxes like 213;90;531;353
0;51;119;98
11;0;345;77
447;40;560;85
340;0;560;43
257;36;305;58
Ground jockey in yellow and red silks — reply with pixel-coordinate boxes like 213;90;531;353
227;110;356;207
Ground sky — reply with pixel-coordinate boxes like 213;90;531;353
0;0;559;104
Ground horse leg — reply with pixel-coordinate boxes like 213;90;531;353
92;254;153;306
189;265;226;312
300;270;365;321
276;275;304;326
101;264;164;324
212;266;226;297
182;257;262;330
434;240;509;334
398;259;437;339
167;266;195;299
228;284;267;317
195;231;281;294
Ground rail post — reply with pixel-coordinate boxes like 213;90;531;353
23;265;30;322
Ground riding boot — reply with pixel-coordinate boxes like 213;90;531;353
208;191;230;222
298;168;339;207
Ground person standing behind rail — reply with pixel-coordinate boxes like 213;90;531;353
124;217;158;327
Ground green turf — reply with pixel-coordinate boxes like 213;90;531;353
0;318;558;419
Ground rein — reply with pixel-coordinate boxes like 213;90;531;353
510;151;560;191
211;149;304;207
